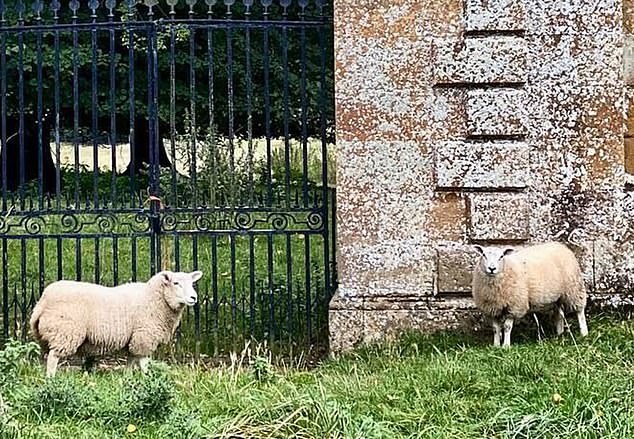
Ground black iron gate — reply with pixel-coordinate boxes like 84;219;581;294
0;0;336;356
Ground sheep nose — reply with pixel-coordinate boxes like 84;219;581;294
189;295;197;303
487;267;496;274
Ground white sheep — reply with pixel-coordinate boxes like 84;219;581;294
471;242;588;347
29;270;203;376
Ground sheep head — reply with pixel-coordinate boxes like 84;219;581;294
157;270;203;309
473;245;514;276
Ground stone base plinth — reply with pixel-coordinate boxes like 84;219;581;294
329;291;483;353
329;291;634;353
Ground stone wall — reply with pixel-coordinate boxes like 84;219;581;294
331;0;634;352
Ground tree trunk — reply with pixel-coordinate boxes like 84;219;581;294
0;113;57;194
123;118;172;175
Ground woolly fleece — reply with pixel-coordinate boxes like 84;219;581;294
29;270;202;374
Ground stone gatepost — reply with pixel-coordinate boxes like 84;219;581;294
330;0;634;352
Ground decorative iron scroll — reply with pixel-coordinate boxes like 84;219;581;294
0;211;152;236
0;209;324;236
234;210;323;231
160;209;323;233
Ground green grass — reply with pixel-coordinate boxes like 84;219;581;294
2;314;634;438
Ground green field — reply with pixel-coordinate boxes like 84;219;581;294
1;314;633;438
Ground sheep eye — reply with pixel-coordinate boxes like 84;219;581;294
173;281;180;286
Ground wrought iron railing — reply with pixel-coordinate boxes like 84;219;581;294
0;0;336;357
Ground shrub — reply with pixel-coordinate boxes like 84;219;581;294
117;362;175;422
155;408;205;439
27;361;176;426
0;340;40;377
29;374;94;419
0;340;40;439
0;340;40;391
252;355;274;383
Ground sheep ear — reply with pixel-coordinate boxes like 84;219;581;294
161;271;172;285
190;271;203;282
502;248;515;257
473;245;484;256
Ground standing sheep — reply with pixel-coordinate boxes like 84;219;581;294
29;270;203;376
471;242;588;347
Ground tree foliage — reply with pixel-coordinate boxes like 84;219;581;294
0;1;335;142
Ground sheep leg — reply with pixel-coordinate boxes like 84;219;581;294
126;355;139;369
577;309;588;337
492;321;502;347
46;352;60;377
127;355;150;372
554;307;565;336
532;313;544;342
138;357;150;372
83;356;97;372
128;333;156;372
502;318;514;348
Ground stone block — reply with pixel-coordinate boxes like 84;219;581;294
336;240;436;298
416;0;464;38
428;89;469;141
436;247;476;294
526;0;620;34
612;191;634;240
583;140;625;189
361;298;480;344
328;308;365;352
428;192;468;241
363;307;477;344
468;193;530;241
334;37;435;143
328;296;481;353
466;89;528;136
336;140;433;245
592;240;634;294
530;135;624;191
435;141;529;189
529;32;622;85
433;36;528;84
335;0;462;40
465;0;525;31
528;85;623;139
546;189;621;240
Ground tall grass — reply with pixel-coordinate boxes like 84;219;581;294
3;315;634;438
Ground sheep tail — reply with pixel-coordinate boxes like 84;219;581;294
29;299;45;342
